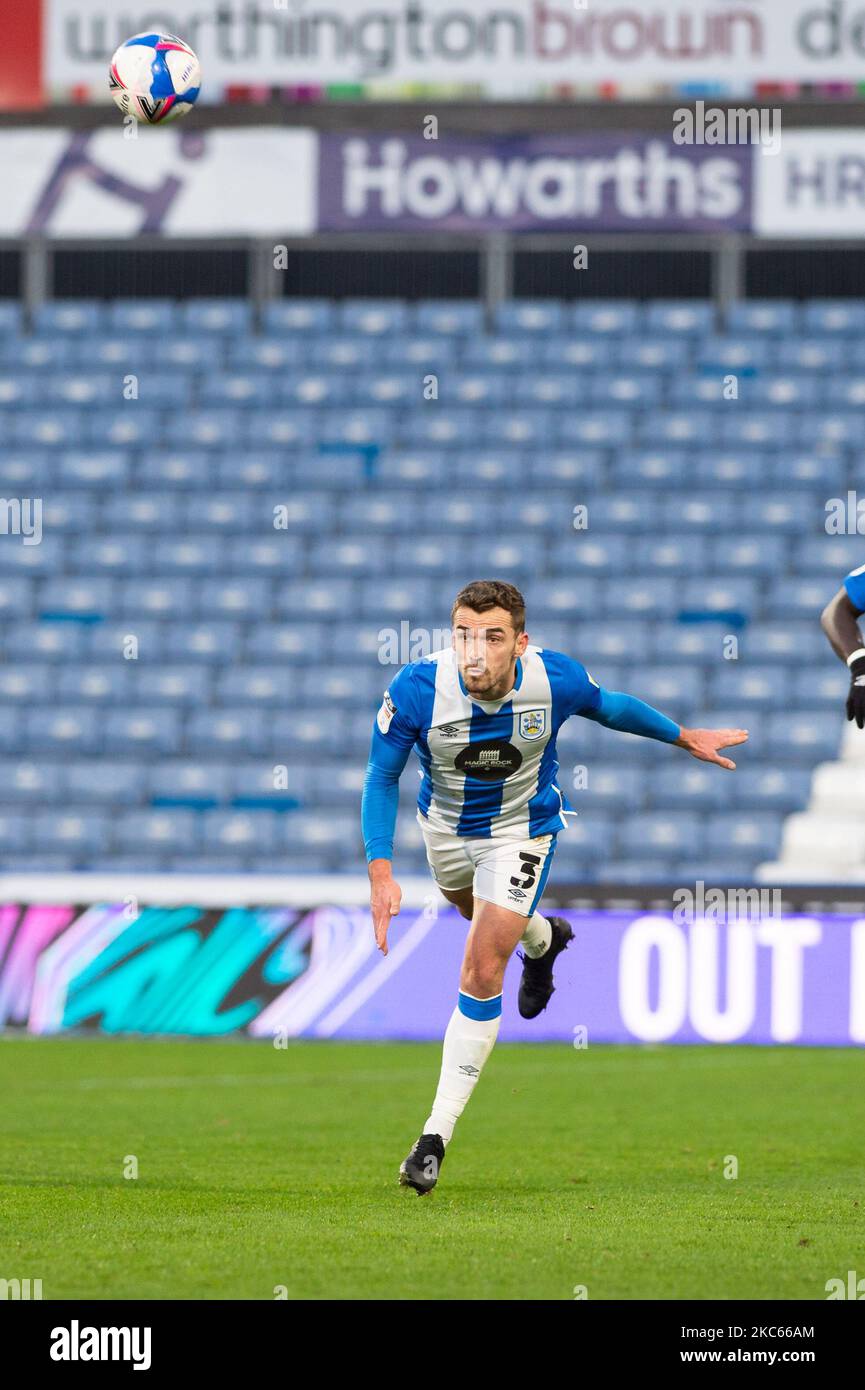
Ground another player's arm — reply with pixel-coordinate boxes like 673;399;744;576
569;664;748;769
820;572;865;727
361;678;419;955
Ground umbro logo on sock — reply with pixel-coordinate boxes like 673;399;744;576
458;1064;480;1076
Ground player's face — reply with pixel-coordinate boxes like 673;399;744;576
452;606;528;699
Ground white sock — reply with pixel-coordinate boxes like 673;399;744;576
424;994;501;1144
519;910;552;959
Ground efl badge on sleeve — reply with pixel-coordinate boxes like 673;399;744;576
377;690;397;735
518;709;546;741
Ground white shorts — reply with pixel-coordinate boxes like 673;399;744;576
419;817;556;918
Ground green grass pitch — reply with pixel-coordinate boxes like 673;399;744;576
2;1036;863;1301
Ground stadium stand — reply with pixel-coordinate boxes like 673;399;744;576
0;295;855;880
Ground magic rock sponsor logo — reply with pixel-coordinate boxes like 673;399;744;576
454;741;523;780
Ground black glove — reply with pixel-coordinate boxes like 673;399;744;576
846;655;865;728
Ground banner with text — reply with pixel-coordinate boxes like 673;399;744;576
2;900;863;1045
755;128;865;237
318;132;754;232
42;0;865;100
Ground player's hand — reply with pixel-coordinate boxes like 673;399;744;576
675;727;748;770
368;860;401;956
846;656;865;728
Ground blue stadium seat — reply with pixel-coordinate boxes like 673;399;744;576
137;450;216;489
653;622;735;663
340;300;410;336
653;764;734;811
197;577;274;618
604;576;678;618
765;712;840;761
695;337;770;371
634;665;704;708
105;299;176;333
617;338;690;370
725;301;798;334
710;665;788;707
150;761;231;808
115;809;199;853
538;338;614;370
230;761;306;807
4;623;87;662
620;812;705;860
104;709;182;754
244;623;316;662
262;300;336;335
645;300;715;335
611;449;688;488
708;812;781;859
56;665;130;704
33;301;105;335
31;811;107;854
186;709;271;755
415;301;484;336
550;535;632;574
24;707;101;752
67;762;146;805
179;299;252;335
572;621;652;663
570;301;640;335
39;577;114;618
229;338;304;369
0;760;65;805
0;666;53;704
732;766;812;812
793;665;847;708
162;623;239;664
201;809;277;854
494;301;566;335
802;300;865;334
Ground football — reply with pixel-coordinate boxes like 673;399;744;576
109;32;201;124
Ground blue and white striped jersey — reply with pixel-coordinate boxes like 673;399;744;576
372;645;601;841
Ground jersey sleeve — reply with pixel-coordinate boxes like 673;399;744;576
559;654;603;718
361;665;423;863
844;564;865;615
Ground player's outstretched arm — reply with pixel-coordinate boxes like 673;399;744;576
820;584;865;727
673;727;749;770
581;685;747;770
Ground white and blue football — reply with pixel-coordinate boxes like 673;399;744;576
109;33;201;124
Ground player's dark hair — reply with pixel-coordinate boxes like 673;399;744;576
451;580;526;634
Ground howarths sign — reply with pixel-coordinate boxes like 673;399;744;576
318;134;753;232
